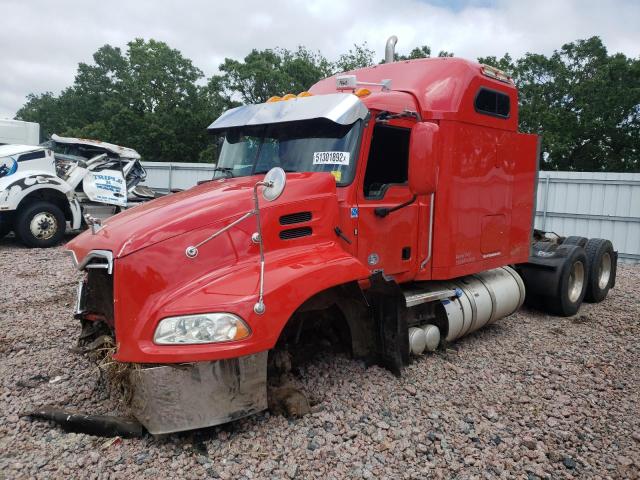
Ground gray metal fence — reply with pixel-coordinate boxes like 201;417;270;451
142;161;217;192
534;171;640;264
141;163;640;264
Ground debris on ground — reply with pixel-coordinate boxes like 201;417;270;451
0;237;638;478
25;407;143;438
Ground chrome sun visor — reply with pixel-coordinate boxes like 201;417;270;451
207;93;368;132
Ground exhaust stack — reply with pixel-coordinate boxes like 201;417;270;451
385;36;398;64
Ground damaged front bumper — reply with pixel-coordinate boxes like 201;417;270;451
129;351;268;434
70;248;269;434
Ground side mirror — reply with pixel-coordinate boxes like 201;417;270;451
408;122;439;195
262;167;287;201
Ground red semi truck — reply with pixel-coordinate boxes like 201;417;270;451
66;39;617;434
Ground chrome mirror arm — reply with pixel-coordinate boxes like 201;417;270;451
252;181;271;315
184;178;276;315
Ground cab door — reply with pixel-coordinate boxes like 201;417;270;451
356;123;419;277
83;169;128;207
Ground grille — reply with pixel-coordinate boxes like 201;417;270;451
83;269;114;324
279;211;312;225
279;227;312;240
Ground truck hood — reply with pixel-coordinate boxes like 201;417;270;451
50;134;141;160
67;172;337;261
0;144;45;157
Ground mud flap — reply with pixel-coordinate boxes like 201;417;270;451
367;273;409;377
611;251;618;289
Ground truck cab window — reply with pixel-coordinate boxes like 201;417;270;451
18;150;46;162
475;88;510;118
215;119;362;185
363;125;410;199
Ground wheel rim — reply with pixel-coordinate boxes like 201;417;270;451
597;252;612;290
30;212;58;240
568;260;585;303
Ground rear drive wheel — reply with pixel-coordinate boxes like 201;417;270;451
547;245;588;317
15;201;66;248
562;236;588;247
584;239;615;303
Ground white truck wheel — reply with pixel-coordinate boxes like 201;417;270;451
15;201;66;248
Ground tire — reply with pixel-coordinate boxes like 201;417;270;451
15;201;66;248
562;236;588;248
584;238;615;303
545;245;588;317
0;213;13;239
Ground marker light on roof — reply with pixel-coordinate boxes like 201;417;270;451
336;75;358;89
336;74;392;92
266;96;282;103
480;65;514;84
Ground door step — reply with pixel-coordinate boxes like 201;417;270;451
403;288;457;307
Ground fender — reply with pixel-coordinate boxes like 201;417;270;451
69;198;83;229
0;170;72;211
113;241;371;363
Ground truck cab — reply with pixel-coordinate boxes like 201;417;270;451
65;55;615;434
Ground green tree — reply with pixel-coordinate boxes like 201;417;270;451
219;47;333;104
406;45;432;59
383;45;454;63
335;43;375;72
481;38;640;171
16;39;233;162
16;36;638;171
17;90;79;141
477;53;514;73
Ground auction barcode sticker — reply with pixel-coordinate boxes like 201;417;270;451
313;151;350;166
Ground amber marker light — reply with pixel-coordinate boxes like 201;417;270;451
354;88;371;97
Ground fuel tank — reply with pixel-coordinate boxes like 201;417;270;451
436;266;525;342
407;266;525;346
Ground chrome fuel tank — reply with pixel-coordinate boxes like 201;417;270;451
437;266;525;342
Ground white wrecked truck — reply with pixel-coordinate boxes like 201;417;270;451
0;134;154;247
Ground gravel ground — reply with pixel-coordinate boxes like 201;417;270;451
0;235;639;479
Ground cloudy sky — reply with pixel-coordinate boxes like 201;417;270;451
1;0;638;118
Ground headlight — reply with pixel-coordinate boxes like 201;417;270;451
153;313;251;345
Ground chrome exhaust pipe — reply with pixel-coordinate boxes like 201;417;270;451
385;36;398;64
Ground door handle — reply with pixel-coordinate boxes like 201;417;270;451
374;195;417;218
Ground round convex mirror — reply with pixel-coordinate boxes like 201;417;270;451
262;167;286;202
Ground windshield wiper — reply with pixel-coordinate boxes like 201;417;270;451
212;167;234;178
254;168;297;174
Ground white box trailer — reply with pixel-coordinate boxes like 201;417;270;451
0;119;40;146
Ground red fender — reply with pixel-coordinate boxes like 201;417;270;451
113;241;370;363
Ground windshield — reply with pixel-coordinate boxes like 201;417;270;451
214;119;362;186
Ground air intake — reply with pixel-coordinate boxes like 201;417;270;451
279;227;312;240
279;211;312;225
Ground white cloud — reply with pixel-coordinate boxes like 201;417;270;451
1;0;638;117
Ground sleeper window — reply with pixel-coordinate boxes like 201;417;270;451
475;88;510;118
